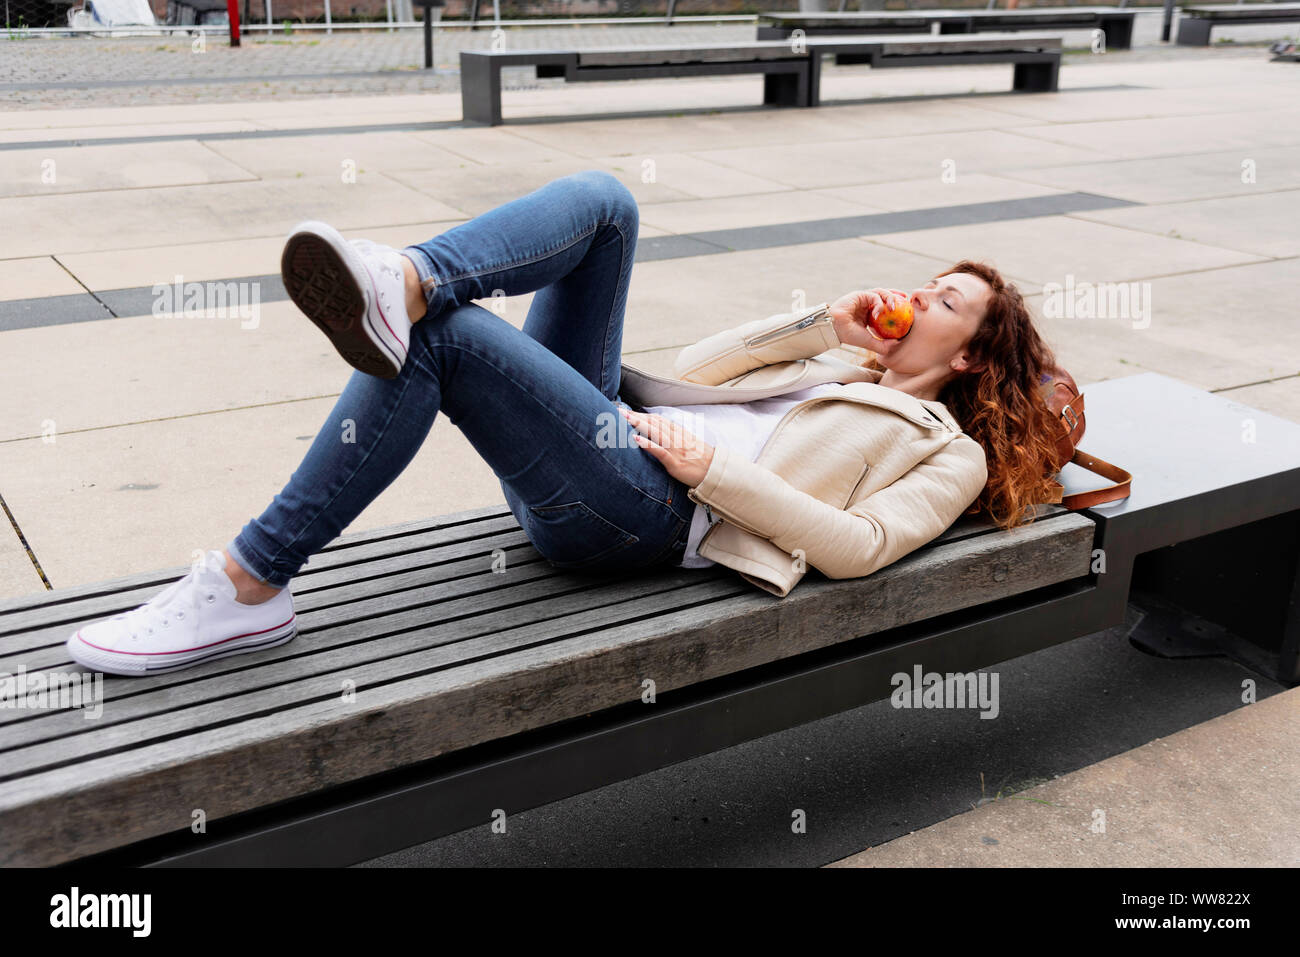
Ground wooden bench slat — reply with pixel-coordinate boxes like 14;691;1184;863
0;503;517;619
0;508;523;635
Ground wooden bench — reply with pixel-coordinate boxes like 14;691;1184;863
2;373;1296;865
459;33;1061;126
1176;2;1300;45
758;8;1137;50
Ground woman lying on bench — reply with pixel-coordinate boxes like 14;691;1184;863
66;170;1065;677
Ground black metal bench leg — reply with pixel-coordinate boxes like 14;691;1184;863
1013;57;1058;93
1100;16;1134;50
460;55;502;125
762;65;806;108
1176;17;1213;46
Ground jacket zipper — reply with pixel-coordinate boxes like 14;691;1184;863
745;304;831;348
845;462;871;507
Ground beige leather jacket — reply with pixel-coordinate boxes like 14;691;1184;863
617;302;989;598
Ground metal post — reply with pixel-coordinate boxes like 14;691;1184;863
1162;0;1174;40
226;0;240;44
424;2;432;68
324;0;330;34
263;0;270;28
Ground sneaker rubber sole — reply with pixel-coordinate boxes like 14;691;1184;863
281;222;404;379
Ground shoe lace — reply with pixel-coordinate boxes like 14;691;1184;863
352;240;405;314
117;566;219;642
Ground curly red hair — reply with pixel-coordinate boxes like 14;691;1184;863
856;260;1064;530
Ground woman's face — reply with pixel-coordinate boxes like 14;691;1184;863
877;272;991;379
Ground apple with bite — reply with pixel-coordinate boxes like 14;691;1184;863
866;298;914;340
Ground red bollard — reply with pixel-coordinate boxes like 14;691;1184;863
227;0;241;46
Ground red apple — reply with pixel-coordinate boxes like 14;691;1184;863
867;299;914;340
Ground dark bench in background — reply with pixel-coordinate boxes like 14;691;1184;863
758;8;1137;50
1176;1;1300;45
2;372;1295;865
459;32;1061;125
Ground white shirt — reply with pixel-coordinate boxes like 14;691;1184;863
643;381;850;568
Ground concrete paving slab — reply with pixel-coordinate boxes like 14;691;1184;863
0;279;701;441
868;213;1263;287
0;396;505;594
1074;189;1300;259
1013;108;1300;161
1001;144;1300;205
638;189;885;234
1027;296;1284;394
0;139;256;198
0;301;352;443
0;257;83;301
1211;377;1300;425
199;131;472;179
500;94;1039;159
0;94;459;131
688;130;1116;191
0;120;262;145
827;687;1300;867
811;173;1071;213
388;158;698;218
408;127;582;166
0;173;467;259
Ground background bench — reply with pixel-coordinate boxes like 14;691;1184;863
3;373;1295;866
1176;2;1300;45
460;32;1061;125
758;8;1136;50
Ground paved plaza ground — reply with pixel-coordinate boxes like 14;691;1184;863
2;11;1297;867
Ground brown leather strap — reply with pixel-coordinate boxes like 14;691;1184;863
1059;448;1133;509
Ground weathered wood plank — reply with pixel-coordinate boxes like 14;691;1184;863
0;512;1094;865
0;503;517;621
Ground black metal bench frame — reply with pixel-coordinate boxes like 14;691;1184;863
757;8;1137;50
1176;2;1300;45
459;33;1061;126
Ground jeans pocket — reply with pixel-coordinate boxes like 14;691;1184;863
525;500;640;569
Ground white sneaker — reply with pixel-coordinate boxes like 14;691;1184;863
66;550;297;677
281;220;412;379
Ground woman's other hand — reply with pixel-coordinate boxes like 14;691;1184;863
829;288;910;358
619;408;715;487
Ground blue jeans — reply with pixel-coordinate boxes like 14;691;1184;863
227;170;694;588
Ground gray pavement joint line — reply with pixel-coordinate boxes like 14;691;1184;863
0;492;53;591
51;254;120;318
1060;207;1289;261
1211;371;1300;394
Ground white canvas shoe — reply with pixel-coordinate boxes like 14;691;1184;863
281;220;412;379
66;550;297;677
